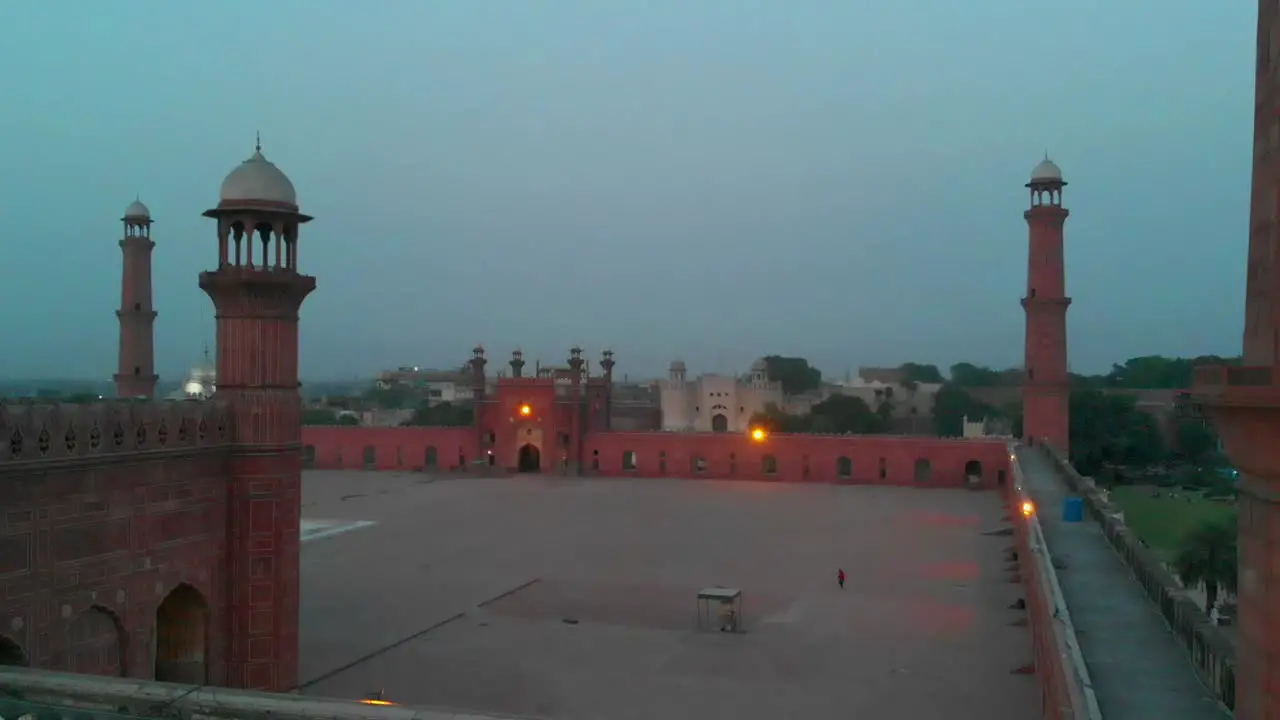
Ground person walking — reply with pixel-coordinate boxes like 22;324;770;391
837;568;846;589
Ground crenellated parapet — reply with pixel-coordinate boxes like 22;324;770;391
0;399;233;464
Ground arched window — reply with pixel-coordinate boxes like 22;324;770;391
762;455;778;475
836;456;852;479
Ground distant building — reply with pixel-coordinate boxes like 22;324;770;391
660;359;783;433
374;366;471;405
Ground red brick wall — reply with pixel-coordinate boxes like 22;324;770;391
302;426;1011;488
0;450;230;684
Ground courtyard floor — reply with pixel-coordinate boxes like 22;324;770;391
297;471;1038;720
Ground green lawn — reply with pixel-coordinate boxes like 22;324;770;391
1107;485;1235;558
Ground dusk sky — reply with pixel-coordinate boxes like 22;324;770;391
0;1;1254;381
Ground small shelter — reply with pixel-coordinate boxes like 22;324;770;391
696;587;744;633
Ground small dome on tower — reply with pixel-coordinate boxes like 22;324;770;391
123;199;150;219
751;358;768;372
670;359;686;371
1030;157;1063;183
218;145;298;209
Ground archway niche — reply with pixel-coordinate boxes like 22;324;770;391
964;460;983;488
67;605;125;676
0;634;27;666
362;445;376;470
913;458;932;483
762;455;778;475
518;443;541;473
836;456;852;479
154;583;209;684
424;445;438;469
302;444;316;468
711;414;729;433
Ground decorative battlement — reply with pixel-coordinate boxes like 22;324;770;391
0;399;232;465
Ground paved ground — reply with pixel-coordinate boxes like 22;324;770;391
1015;447;1231;720
297;470;1038;720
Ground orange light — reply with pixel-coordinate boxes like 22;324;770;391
751;428;767;442
1020;500;1035;517
360;700;395;706
519;404;532;416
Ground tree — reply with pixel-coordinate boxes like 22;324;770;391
948;362;1013;387
302;408;341;426
401;401;474;427
761;356;822;396
932;384;996;437
338;414;360;426
1103;355;1240;389
748;395;887;435
1173;515;1238;613
898;362;944;384
1068;389;1166;475
1176;421;1220;465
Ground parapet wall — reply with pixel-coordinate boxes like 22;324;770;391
1040;444;1237;711
0;667;430;720
1008;446;1100;720
0;399;234;465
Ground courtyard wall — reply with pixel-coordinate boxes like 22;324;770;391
300;426;1012;488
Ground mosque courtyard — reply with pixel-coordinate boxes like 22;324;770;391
297;470;1038;720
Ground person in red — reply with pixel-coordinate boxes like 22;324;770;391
837;568;846;589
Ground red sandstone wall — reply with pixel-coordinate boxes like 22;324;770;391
0;451;231;682
302;426;1011;488
301;426;477;471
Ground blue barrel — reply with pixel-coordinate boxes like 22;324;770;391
1062;496;1085;523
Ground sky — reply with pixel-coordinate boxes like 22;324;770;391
0;1;1256;381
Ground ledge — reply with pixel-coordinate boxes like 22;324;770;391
1192;364;1280;409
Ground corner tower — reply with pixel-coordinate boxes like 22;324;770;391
199;139;314;691
114;200;158;397
1021;157;1071;452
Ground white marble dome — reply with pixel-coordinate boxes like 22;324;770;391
219;149;297;208
123;199;150;219
1031;158;1063;183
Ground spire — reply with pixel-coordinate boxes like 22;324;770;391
255;131;262;154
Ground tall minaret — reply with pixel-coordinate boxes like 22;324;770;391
1021;156;1071;452
199;138;314;691
114;199;158;398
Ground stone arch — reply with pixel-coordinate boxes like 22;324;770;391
762;454;778;475
518;443;541;473
964;460;983;485
154;583;209;684
913;458;932;483
836;456;852;479
65;605;125;676
362;445;376;470
424;445;438;469
0;634;27;666
302;444;316;468
711;413;729;433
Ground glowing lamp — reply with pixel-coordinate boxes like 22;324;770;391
519;404;532;416
1020;500;1035;517
750;428;767;442
360;700;395;706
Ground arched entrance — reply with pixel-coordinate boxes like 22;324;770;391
154;583;209;684
0;634;27;666
66;606;125;676
518;443;541;473
711;414;729;433
964;460;983;488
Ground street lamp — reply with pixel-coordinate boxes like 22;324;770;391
750;427;767;442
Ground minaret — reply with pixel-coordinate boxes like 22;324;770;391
114;199;158;398
600;349;615;430
199;138;314;691
1021;156;1071;452
509;349;525;378
469;346;488;397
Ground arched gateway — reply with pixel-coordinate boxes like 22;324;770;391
518;443;541;472
155;584;210;684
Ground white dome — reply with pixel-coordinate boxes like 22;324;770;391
123;199;150;219
219;149;298;209
751;358;768;372
1031;158;1063;183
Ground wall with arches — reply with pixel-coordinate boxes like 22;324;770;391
0;401;230;683
582;432;1010;487
301;426;1011;489
301;426;476;471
